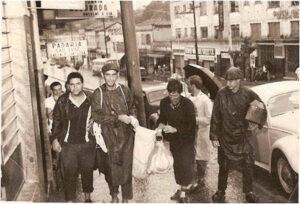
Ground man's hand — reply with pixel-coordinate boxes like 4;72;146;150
248;122;259;131
52;139;62;153
211;140;220;148
118;114;131;124
163;125;177;134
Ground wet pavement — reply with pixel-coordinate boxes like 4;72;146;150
50;142;297;203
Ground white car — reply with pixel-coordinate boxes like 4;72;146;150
251;81;299;195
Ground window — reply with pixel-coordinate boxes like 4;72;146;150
230;1;239;12
255;1;262;4
201;27;208;38
231;24;240;38
268;1;280;8
199;2;207;16
214;26;219;39
146;34;151;45
244;1;249;6
190;27;195;38
184;28;188;37
213;1;218;14
268;22;280;38
174;6;179;14
250;23;261;40
291;21;299;38
291;1;299;6
189;3;193;11
175;28;181;39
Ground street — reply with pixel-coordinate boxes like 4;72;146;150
49;142;297;203
46;65;298;203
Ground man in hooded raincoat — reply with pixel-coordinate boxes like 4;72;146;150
210;67;266;203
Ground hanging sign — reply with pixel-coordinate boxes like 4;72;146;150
47;40;88;58
56;1;118;19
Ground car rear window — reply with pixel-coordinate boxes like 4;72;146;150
268;91;299;117
148;89;168;104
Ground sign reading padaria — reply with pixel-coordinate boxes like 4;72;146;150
47;40;88;58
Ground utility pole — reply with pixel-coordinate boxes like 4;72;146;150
120;1;146;127
192;0;199;65
102;18;108;57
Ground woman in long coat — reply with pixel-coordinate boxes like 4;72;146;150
156;79;196;203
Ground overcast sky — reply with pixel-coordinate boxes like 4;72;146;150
133;0;153;10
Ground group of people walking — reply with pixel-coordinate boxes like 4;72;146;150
45;62;266;203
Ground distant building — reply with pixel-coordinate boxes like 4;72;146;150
136;20;173;74
170;1;299;78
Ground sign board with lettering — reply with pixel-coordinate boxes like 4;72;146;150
47;40;88;58
41;1;85;10
185;47;215;56
56;1;118;19
218;1;224;31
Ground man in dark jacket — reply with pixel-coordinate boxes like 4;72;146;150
51;72;95;202
91;63;137;203
210;67;266;203
156;79;196;203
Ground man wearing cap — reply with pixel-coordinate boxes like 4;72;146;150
91;63;137;203
210;67;266;203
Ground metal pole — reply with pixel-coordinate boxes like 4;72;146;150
192;0;199;65
120;1;146;127
102;18;108;57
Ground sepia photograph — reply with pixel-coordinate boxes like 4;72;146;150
1;0;299;203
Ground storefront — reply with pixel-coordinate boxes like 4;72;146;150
257;39;299;78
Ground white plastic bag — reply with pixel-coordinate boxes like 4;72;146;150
132;126;156;179
147;140;173;174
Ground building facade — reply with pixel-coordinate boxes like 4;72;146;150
2;1;52;201
136;21;173;74
170;1;299;78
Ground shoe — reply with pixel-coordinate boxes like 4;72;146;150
245;192;259;203
212;190;225;203
85;199;92;202
179;196;189;203
111;195;119;203
122;199;128;203
170;190;181;200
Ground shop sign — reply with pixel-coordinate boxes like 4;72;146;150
250;50;257;67
40;1;85;10
218;1;224;31
273;9;299;20
185;47;215;56
47;40;88;58
57;1;118;19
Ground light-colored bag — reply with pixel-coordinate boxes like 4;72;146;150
132;126;156;179
147;140;173;174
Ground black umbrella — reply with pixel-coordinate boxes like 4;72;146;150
184;64;225;100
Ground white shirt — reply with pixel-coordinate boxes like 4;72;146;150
45;96;56;132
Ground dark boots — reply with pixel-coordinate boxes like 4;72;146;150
245;192;259;203
212;190;225;203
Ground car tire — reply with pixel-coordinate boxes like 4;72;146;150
276;155;298;195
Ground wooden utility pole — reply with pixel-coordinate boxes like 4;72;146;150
120;1;146;127
102;18;108;57
192;0;199;65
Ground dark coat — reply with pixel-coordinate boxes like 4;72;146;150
91;84;136;186
157;96;196;185
210;86;266;161
51;90;93;144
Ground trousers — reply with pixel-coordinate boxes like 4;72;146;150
217;147;254;193
60;142;95;201
96;147;133;199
